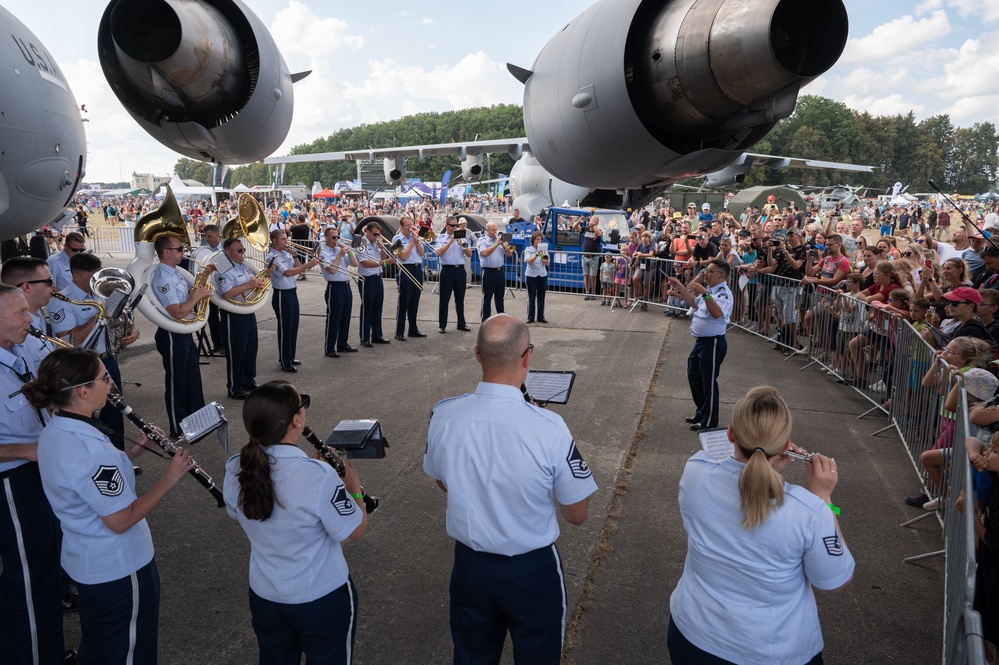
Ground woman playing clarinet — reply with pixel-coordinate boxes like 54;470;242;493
23;347;194;665
223;380;367;665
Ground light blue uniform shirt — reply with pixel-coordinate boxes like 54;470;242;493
477;235;506;269
357;239;384;277
214;262;257;303
670;451;854;665
223;445;362;603
151;263;191;311
523;247;547;278
24;311;57;368
47;250;73;291
689;281;733;337
424;382;598;556
265;249;298;290
50;283;105;354
435;233;466;265
37;415;153;584
319;245;352;283
0;344;46;473
391;233;423;265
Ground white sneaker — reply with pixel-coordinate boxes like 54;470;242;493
923;497;941;511
869;380;886;392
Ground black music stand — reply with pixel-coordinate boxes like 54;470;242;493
324;419;389;460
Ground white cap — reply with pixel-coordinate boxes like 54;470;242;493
702;203;711;210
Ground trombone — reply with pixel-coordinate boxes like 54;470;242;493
376;234;424;291
317;243;364;283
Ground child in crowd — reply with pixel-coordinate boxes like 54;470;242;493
612;247;630;308
666;266;693;317
600;254;616;306
831;273;866;380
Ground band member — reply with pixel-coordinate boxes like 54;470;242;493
223;381;366;665
435;216;473;333
25;347;194;665
320;227;359;357
392;216;426;340
202;224;225;355
266;230;318;372
0;284;67;665
49;253;139;450
523;232;549;323
215;238;265;399
425;314;597;664
1;256;59;366
477;222;513;321
357;223;395;347
151;234;212;437
47;231;86;291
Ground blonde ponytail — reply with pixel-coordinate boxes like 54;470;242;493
732;387;794;530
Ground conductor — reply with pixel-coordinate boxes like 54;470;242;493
424;314;598;664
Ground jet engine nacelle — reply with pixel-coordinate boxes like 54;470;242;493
703;166;749;189
98;0;302;164
383;158;406;187
520;0;848;189
461;155;483;182
509;153;591;219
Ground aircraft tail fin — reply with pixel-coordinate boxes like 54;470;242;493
291;71;312;84
506;63;533;85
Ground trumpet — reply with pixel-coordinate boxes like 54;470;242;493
302;424;379;514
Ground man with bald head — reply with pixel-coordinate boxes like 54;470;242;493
424;314;598;664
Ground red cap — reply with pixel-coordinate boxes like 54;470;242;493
942;286;983;305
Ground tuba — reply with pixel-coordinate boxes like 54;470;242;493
91;267;136;355
127;185;210;333
207;194;272;314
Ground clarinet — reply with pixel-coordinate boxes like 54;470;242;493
105;393;225;508
302;425;379;514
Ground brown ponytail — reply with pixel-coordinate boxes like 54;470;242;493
237;381;300;520
22;348;102;412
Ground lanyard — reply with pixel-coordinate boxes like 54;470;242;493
1;358;46;426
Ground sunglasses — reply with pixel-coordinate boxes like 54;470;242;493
61;370;112;392
164;246;185;252
21;278;54;287
903;252;914;257
67;246;86;253
520;343;534;358
299;393;311;410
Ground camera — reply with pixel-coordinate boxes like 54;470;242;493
453;229;467;239
770;240;781;246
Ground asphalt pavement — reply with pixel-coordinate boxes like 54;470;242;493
58;258;944;664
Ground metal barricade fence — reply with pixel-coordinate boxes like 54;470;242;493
87;226;137;256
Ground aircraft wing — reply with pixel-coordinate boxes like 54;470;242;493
740;153;874;173
264;138;531;165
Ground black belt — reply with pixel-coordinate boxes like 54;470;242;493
483;267;503;271
441;264;464;268
696;334;726;341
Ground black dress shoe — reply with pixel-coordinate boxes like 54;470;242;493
684;416;700;424
325;351;341;358
538;319;548;323
360;341;373;348
338;345;358;352
65;649;77;664
133;465;143;476
281;365;298;372
228;391;250;400
409;331;427;338
689;423;707;432
372;337;391;344
438;328;447;334
458;325;472;332
395;335;407;341
292;359;302;365
526;319;534;324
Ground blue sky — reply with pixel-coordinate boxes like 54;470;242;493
4;0;996;182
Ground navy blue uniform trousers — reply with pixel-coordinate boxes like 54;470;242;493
271;288;300;369
526;275;547;322
154;329;205;438
249;577;358;665
357;275;384;343
450;541;566;665
75;560;160;665
220;310;258;396
396;264;423;337
0;463;64;665
687;334;728;429
480;267;505;321
438;265;467;330
667;617;823;665
324;281;353;353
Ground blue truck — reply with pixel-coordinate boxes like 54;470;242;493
470;207;636;290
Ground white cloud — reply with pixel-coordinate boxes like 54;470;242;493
839;10;951;66
842;93;925;118
422;18;435;25
945;0;999;24
929;33;999;98
270;0;364;58
915;0;943;15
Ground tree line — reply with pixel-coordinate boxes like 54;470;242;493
173;97;998;196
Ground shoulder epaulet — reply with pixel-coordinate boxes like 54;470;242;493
432;393;473;411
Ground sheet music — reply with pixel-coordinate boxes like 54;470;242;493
180;402;227;444
524;371;575;404
104;289;129;319
210;252;235;274
333;419;383;439
697;428;732;462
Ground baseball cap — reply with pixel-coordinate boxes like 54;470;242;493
942;286;983;305
702;203;711;210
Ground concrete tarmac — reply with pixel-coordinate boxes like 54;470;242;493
59;260;943;664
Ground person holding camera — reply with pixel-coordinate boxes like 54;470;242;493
574;216;603;300
435;216;474;333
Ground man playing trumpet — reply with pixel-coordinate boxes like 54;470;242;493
320;227;359;357
215;238;266;399
477;222;513;321
357;223;395;348
391;216;427;341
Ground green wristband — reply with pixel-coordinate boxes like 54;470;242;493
702;293;712;300
351;492;363;500
827;503;841;516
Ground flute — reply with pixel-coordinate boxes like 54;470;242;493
784;450;813;462
301;424;379;514
105;393;225;507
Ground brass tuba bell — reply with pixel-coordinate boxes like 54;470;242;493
221;193;269;252
133;185;192;251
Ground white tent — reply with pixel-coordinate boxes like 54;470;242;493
231;183;251;192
